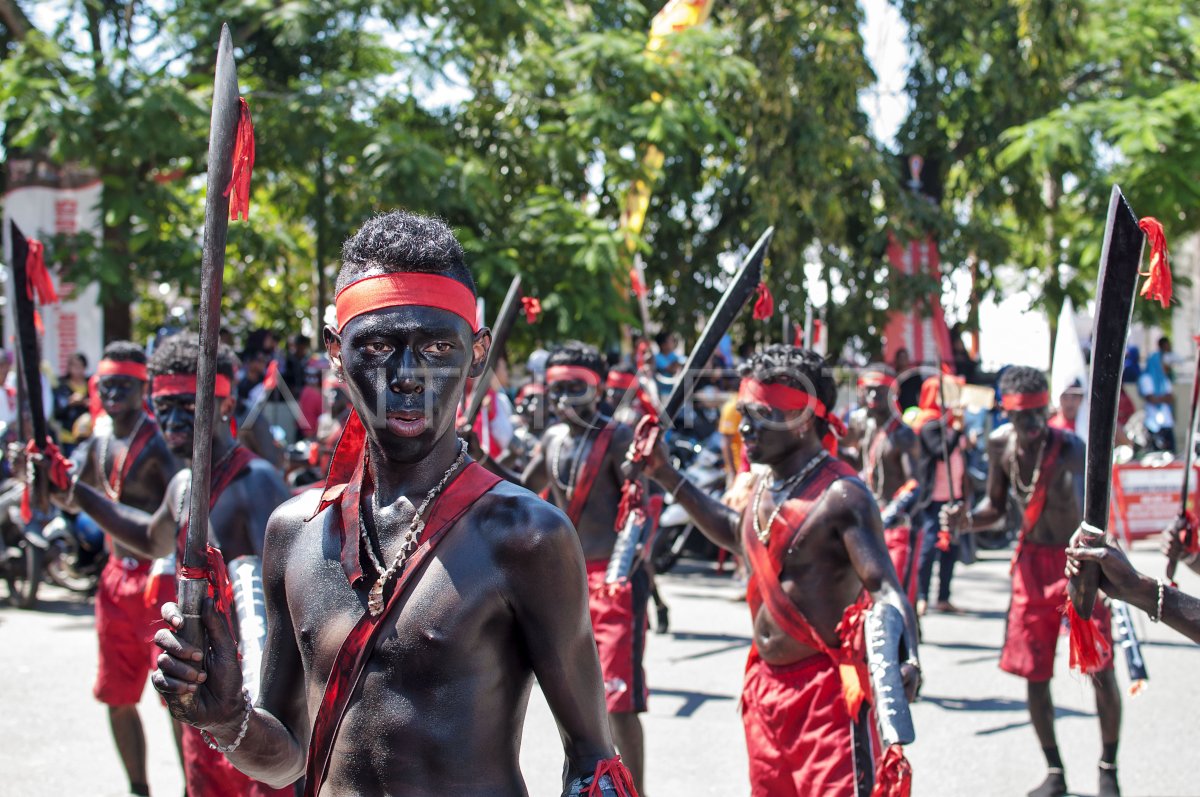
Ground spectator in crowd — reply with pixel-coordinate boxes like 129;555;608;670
236;347;271;418
894;346;922;411
0;350;15;427
717;392;746;488
281;333;311;398
297;360;324;438
1048;380;1085;433
54;352;91;452
1139;336;1176;452
654;331;684;397
951;325;980;384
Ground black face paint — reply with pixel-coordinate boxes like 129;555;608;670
548;378;599;428
1009;406;1049;445
738;402;807;466
153;394;198;458
98;375;144;417
334;305;481;465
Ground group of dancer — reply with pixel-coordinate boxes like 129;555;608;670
47;210;1200;797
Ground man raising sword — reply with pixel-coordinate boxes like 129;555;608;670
642;344;920;797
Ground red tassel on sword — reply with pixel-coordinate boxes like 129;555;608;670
1137;217;1172;307
224;98;256;221
25;239;58;305
752;282;774;320
1065;598;1112;674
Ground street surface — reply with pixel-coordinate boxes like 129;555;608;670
2;544;1197;796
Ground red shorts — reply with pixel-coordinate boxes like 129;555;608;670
884;524;920;606
741;650;857;797
181;724;291;797
94;557;174;706
586;560;649;714
1000;542;1113;681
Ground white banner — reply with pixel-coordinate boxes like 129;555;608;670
2;159;104;375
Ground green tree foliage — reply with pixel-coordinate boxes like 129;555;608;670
898;0;1200;333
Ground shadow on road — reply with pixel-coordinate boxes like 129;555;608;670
649;687;736;717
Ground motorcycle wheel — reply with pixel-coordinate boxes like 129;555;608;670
4;541;42;609
651;526;689;574
44;536;99;593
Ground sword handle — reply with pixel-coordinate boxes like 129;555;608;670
1166;555;1179;585
177;573;209;665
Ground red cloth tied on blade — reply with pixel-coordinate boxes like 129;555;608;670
223;98;256;222
1137;217;1172;308
872;743;913;797
738;378;847;455
1010;428;1064;573
521;295;542;324
1065;598;1112;675
25;238;59;305
303;463;501;797
587;755;638;796
178;545;235;631
615;416;659;531
752;282;774;320
21;439;73;523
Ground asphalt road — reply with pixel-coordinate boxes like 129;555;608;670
2;544;1197;797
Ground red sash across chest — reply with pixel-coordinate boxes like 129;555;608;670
539;424;616;526
742;457;872;718
104;418;161;502
1012;428;1064;571
303;462;502;797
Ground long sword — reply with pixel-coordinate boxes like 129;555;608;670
462;274;522;430
8;223;50;515
1072;186;1145;619
606;227;774;583
178;24;243;653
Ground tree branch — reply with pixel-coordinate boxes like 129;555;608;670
0;0;32;40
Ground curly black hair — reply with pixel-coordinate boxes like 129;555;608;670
101;340;148;365
149;332;236;381
335;210;475;295
999;365;1048;397
741;345;837;431
547;341;606;379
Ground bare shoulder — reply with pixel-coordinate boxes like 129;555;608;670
609;419;636;448
892;423;917;447
987;425;1014;454
265;489;322;545
474;480;580;563
822;475;877;517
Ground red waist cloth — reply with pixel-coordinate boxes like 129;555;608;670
180;725;290;797
742;649;856;797
883;525;920;607
93;557;168;706
586;560;649;714
1000;542;1113;681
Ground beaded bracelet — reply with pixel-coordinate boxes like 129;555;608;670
201;689;253;753
1150;579;1165;624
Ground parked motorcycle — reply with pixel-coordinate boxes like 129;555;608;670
651;435;727;573
0;476;43;607
42;512;107;594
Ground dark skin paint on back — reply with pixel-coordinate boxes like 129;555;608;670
149;283;618;796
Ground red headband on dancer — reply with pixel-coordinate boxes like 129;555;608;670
334;273;479;333
857;370;896;389
738;378;847;454
546;365;602;388
97;359;149;382
605;370;638;390
1001;391;1050;411
151;374;233;399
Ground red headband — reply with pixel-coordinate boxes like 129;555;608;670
334;273;478;332
96;360;149;382
738;378;847;454
546;365;602;387
1002;391;1050;411
858;371;896;389
151;374;232;399
606;371;638;390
